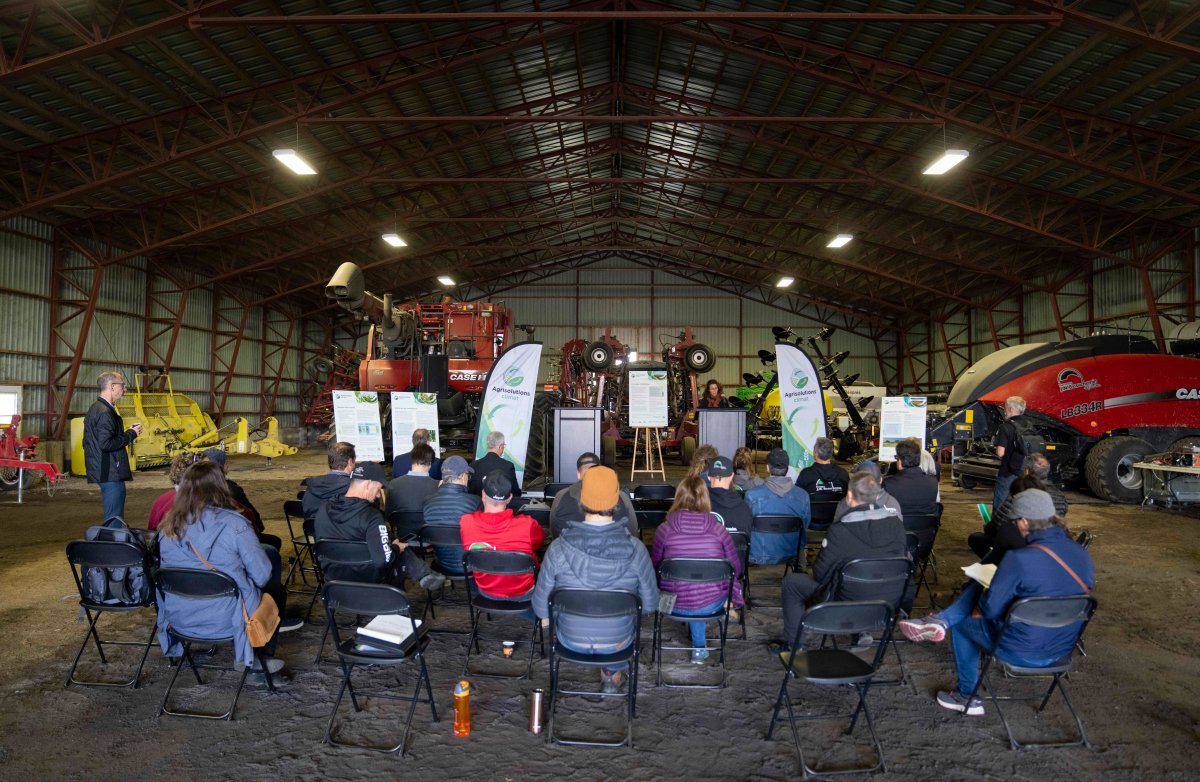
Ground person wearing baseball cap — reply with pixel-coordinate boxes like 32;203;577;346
200;447;278;551
421;455;481;575
548;451;638;538
533;466;659;693
898;488;1094;717
743;448;811;564
706;454;753;534
458;472;546;604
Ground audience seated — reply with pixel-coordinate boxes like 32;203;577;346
468;431;522;498
421;456;481;573
460;473;545;614
795;437;849;506
732;447;763;492
779;471;906;648
533;466;658;693
970;453;1067;562
743;448;810;564
899;489;1094;716
156;461;302;675
706;455;753;533
384;442;440;520
686;444;720;486
148;452;196;532
549;451;637;537
832;460;901;523
883;438;940;518
651;475;743;662
301;441;357;521
202;447;281;551
391;427;443;481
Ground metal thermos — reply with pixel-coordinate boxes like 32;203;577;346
529;688;545;734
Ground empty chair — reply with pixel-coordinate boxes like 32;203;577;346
64;539;157;688
633;483;675;510
321;581;438;754
283;499;318;594
387;509;427;541
543;482;572;501
312;539;375;664
903;511;942;607
830;557;914;685
652;558;735;688
462;550;544;679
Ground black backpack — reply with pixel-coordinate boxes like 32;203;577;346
82;519;152;605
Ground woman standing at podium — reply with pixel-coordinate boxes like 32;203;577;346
697;379;730;409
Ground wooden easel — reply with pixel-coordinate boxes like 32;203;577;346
630;427;666;482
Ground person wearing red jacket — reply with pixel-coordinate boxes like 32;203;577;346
460;472;546;603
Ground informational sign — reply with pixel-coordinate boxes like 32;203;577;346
775;343;828;470
475;341;544;486
627;369;669;428
332;390;385;463
390;391;440;461
878;395;928;462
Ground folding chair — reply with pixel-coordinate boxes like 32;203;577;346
546;588;643;748
417;524;469;621
312;539;375;664
637;509;668;544
829;557;914;686
742;514;806;609
543;482;572;501
726;529;751;638
633;483;675;511
902;511;941;607
806;498;840;567
517;504;552;531
966;595;1098;750
156;568;276;720
64;540;157;688
461;550;544;679
652;558;734;688
387;509;427;541
767;601;894;777
321;581;438;754
282;500;318;595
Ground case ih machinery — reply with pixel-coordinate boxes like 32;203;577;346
928;335;1200;503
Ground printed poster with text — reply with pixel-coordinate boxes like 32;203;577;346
474;341;543;486
627;368;669;428
390;392;441;460
332;390;385;463
775;343;828;470
878;395;928;462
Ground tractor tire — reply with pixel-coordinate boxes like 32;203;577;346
955;473;978;490
684;343;717;373
0;465;40;491
582;342;615;372
601;436;617;468
680;435;697;467
312;356;334;375
1085;435;1153;503
1171;435;1200;455
523;391;560;484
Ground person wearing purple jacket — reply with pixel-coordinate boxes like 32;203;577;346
651;476;744;663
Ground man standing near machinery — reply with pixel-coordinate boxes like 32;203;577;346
993;396;1028;511
82;371;142;520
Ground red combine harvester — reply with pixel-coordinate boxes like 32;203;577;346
929;335;1200;503
0;416;64;495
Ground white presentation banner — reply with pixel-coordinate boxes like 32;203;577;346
775;343;828;470
627;368;669;428
390;392;441;460
332;390;385;463
878;395;928;462
475;341;543;486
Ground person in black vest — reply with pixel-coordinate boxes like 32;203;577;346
992;396;1028;510
883;437;940;518
82;371;142;521
469;430;522;498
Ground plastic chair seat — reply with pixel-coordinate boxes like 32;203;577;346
334;631;425;664
998;653;1074;676
553;643;637;668
466;593;534;614
785;649;875;683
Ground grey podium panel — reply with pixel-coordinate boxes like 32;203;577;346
698;408;747;459
553;407;602;483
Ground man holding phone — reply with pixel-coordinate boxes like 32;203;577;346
82;371;142;521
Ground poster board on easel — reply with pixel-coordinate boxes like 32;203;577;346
332;390;385;463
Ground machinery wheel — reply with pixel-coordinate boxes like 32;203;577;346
1085;435;1153;503
0;466;40;491
582;342;615;372
684;343;717;373
956;473;978;490
601;436;617;468
523;391;560;484
312;356;334;375
680;435;697;467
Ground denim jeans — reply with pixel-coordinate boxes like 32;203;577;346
99;481;127;521
936;581;982;627
949;616;1057;697
558;634;632;675
672;597;727;648
992;473;1018;512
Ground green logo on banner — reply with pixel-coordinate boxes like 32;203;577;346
790;369;809;390
503;366;524;387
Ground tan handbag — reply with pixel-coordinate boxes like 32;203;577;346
189;542;281;647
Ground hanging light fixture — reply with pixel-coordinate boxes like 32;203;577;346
382;232;406;247
272;149;317;175
437;275;455;286
923;149;969;175
776;276;795;288
826;234;853;248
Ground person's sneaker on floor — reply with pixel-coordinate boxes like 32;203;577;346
691;648;710;664
600;670;623;694
251;657;285;675
851;632;874;650
420;572;447;591
898;616;948;643
277;617;305;633
937;690;984;716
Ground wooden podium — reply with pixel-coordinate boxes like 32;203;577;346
630;427;666;482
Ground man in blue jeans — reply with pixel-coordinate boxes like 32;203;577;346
991;396;1028;511
898;490;1094;715
82;371;142;521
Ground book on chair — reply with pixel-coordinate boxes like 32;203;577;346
355;615;422;649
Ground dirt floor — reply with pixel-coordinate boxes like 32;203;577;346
1;449;1198;781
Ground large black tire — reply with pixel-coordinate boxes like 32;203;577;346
680;435;697;467
1085;435;1153;503
955;472;978;490
0;466;40;491
523;391;560;484
582;342;615;372
1171;436;1200;454
685;343;716;373
601;436;617;468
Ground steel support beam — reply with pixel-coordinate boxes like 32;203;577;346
210;292;250;423
46;230;105;440
259;308;296;419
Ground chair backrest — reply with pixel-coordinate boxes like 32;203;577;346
658;557;734;588
726;529;750;561
388;509;426;538
902;512;941;536
544;482;571;501
750;514;803;535
314;539;373;565
463;549;537;578
283;499;304;519
66;539;148;570
809;499;840;530
832;557;913;607
322;579;414;617
801;600;894;640
156;567;239;599
419;524;467;575
637;509;668;531
518;505;552;528
67;539;155;607
1005;595;1097;631
633;483;675;501
548;588;642;654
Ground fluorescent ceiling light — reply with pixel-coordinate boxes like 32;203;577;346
826;234;853;248
382;233;407;247
776;276;795;288
271;148;317;175
437;275;455;286
922;149;969;175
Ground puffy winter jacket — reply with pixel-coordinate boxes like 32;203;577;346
744;477;811;564
422;482;482;573
812;504;908;602
82;398;135;483
651;510;743;609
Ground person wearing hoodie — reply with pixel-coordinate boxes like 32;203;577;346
533;466;658;693
460;472;546;611
732;447;763;492
314;462;446;591
744;448;811;564
651;475;743;662
421;455;481;574
549;451;638;537
778;471;907;648
706;455;753;533
300;441;357;522
831;460;901;523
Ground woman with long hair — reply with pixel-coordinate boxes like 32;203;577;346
147;452;198;532
686;443;719;483
650;475;743;663
732;447;762;491
156;461;300;673
697;378;729;409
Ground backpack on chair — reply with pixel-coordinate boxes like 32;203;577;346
81;518;152;605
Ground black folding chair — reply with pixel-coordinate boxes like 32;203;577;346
461;550;544;679
282;500;318;596
741;514;806;609
417;524;469;621
633;483;675;511
543;482;572;502
727;529;751;638
156;567;276;720
829;557;914;686
652;558;735;688
806;498;841;567
965;595;1098;750
637;509;668;544
546;588;643;748
64;540;157;688
312;539;375;664
387;509;427;541
321;581;438;755
903;511;942;607
767;601;895;777
517;504;552;531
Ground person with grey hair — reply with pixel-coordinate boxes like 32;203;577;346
898;489;1093;717
992;395;1028;509
392;427;442;480
883;437;940;517
832;460;902;522
969;453;1067;562
82;371;143;521
468;430;522;498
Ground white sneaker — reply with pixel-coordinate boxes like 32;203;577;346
251;657;285;674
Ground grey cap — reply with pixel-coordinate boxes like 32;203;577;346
442;455;473;479
1011;488;1057;520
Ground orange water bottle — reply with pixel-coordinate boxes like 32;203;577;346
453;680;471;737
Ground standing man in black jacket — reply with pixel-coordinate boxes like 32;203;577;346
469;430;522;498
82;371;142;521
